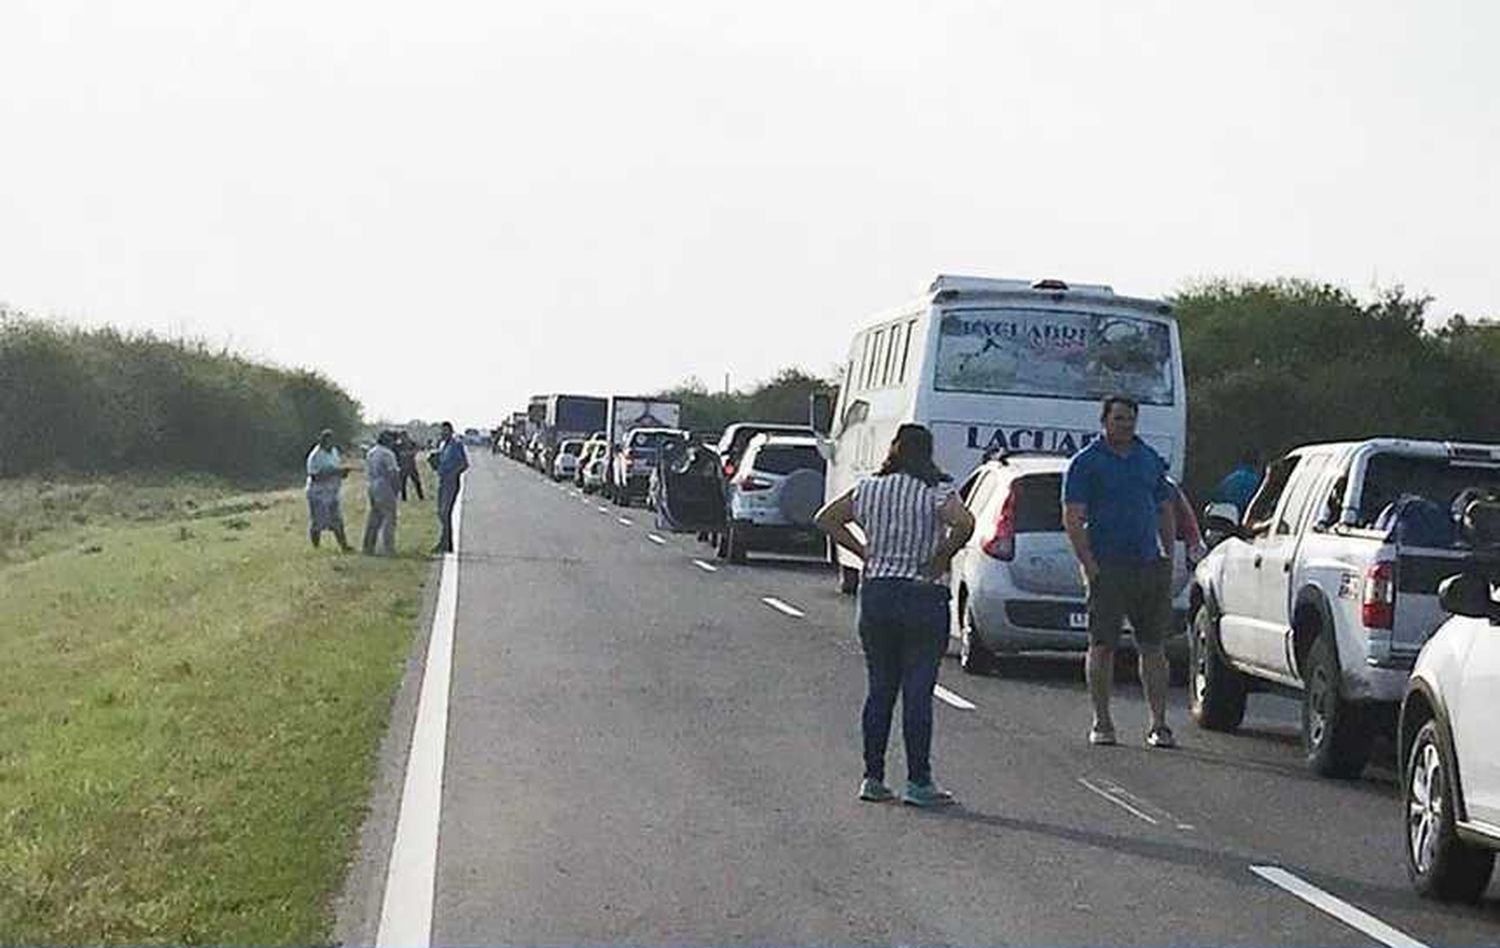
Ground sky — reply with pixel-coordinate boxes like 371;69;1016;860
1;1;1496;425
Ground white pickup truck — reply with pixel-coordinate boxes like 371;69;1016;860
1189;438;1500;778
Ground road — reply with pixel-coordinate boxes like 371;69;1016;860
339;452;1500;946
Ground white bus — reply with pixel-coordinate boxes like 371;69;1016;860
821;274;1187;590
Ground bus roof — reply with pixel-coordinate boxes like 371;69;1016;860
925;274;1173;318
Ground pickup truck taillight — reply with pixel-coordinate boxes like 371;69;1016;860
980;490;1017;560
1362;561;1395;629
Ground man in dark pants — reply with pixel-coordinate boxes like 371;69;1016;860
432;421;469;554
396;432;425;501
1063;395;1177;749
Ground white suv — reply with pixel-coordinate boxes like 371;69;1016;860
949;455;1193;676
1399;565;1500;903
717;434;826;563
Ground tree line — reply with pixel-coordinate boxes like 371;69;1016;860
0;314;360;481
657;279;1500;501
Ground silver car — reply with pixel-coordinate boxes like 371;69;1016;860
948;455;1191;676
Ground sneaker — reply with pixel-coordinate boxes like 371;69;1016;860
1145;725;1177;749
858;778;896;803
901;780;957;807
1088;725;1117;746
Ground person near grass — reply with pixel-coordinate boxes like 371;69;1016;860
815;424;975;807
432;421;469;555
305;428;353;552
362;431;401;556
395;432;425;501
1062;395;1178;749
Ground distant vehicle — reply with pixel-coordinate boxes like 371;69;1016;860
715;422;817;481
534;394;608;473
551;439;586;481
1191;438;1500;778
575;438;608;488
609;427;688;506
1399;552;1500;903
947;453;1193;677
603;395;683;503
582;449;609;494
716;434;827;563
818;275;1186;595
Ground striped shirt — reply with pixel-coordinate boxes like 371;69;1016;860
853;472;953;582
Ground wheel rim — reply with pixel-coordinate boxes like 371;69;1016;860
1191;614;1209;708
1307;664;1332;748
1407;741;1444;875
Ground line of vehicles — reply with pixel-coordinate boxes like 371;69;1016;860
493;274;1500;905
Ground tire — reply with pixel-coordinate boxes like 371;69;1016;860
958;599;999;676
838;565;860;596
1188;603;1248;732
1405;719;1496;902
1302;632;1374;778
726;522;748;564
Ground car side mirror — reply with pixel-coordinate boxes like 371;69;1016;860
815;437;835;462
1437;572;1496;620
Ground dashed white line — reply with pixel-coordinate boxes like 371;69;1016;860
692;560;719;573
1250;866;1427;948
617;516;634;526
1077;776;1161;825
596;505;609;513
647;534;666;545
761;596;806;618
933;684;976;710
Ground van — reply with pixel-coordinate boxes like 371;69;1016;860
820;275;1187;592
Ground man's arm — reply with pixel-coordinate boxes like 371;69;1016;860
814;487;865;562
1063;502;1098;582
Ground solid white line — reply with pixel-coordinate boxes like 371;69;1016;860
692;560;719;573
617;516;633;526
1077;777;1161;825
933;684;976;710
647;534;666;545
376;488;464;948
1250;866;1427;948
762;596;806;618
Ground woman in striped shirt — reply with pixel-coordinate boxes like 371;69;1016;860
815;424;974;807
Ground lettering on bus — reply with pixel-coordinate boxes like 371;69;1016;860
966;424;1098;456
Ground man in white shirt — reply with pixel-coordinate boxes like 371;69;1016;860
362;431;401;555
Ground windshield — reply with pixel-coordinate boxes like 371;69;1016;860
934;307;1176;405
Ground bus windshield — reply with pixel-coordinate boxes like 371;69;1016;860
933;307;1176;406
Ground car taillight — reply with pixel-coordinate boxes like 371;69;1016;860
1362;561;1395;629
723;461;736;478
737;475;773;492
980;490;1017;560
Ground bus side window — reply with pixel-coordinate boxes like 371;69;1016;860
897;318;917;383
883;322;904;386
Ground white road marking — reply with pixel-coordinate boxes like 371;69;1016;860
692;560;719;573
617;516;633;526
376;489;463;948
597;505;609;513
1077;777;1161;826
933;684;976;710
647;534;666;545
762;596;806;618
1250;866;1427;948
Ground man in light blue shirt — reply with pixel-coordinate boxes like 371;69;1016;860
433;421;469;554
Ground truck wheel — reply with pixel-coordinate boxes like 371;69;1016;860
838;565;860;596
1405;719;1496;902
1302;632;1374;778
1188;604;1247;732
958;600;999;676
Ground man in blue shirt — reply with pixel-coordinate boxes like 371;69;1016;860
1210;450;1261;515
433;421;470;554
1062;396;1177;749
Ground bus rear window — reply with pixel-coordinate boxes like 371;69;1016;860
934;307;1176;406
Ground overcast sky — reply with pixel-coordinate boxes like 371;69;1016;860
2;1;1495;424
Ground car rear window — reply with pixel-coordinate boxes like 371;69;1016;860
629;431;680;449
751;446;825;476
1012;474;1064;533
562;442;583;456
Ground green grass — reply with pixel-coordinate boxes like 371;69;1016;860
0;471;438;943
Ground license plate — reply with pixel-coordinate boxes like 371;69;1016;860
1068;612;1089;630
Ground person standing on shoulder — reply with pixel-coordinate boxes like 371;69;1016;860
432;421;470;555
305;428;353;552
396;432;425;502
815;424;975;807
362;431;401;555
1062;396;1177;749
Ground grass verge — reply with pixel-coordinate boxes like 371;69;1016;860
0;471;438;943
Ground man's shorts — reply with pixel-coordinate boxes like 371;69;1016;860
1086;559;1172;649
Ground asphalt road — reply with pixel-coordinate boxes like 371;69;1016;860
342;452;1500;946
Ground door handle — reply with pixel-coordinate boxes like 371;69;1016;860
1253;554;1263;568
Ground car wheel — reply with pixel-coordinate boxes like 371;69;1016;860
1188;603;1247;732
1405;719;1496;902
838;565;860;596
1302;632;1374;778
958;601;998;676
726;522;748;564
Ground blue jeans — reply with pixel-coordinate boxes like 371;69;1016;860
436;475;461;552
856;578;949;785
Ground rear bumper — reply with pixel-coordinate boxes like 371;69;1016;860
969;589;1188;658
